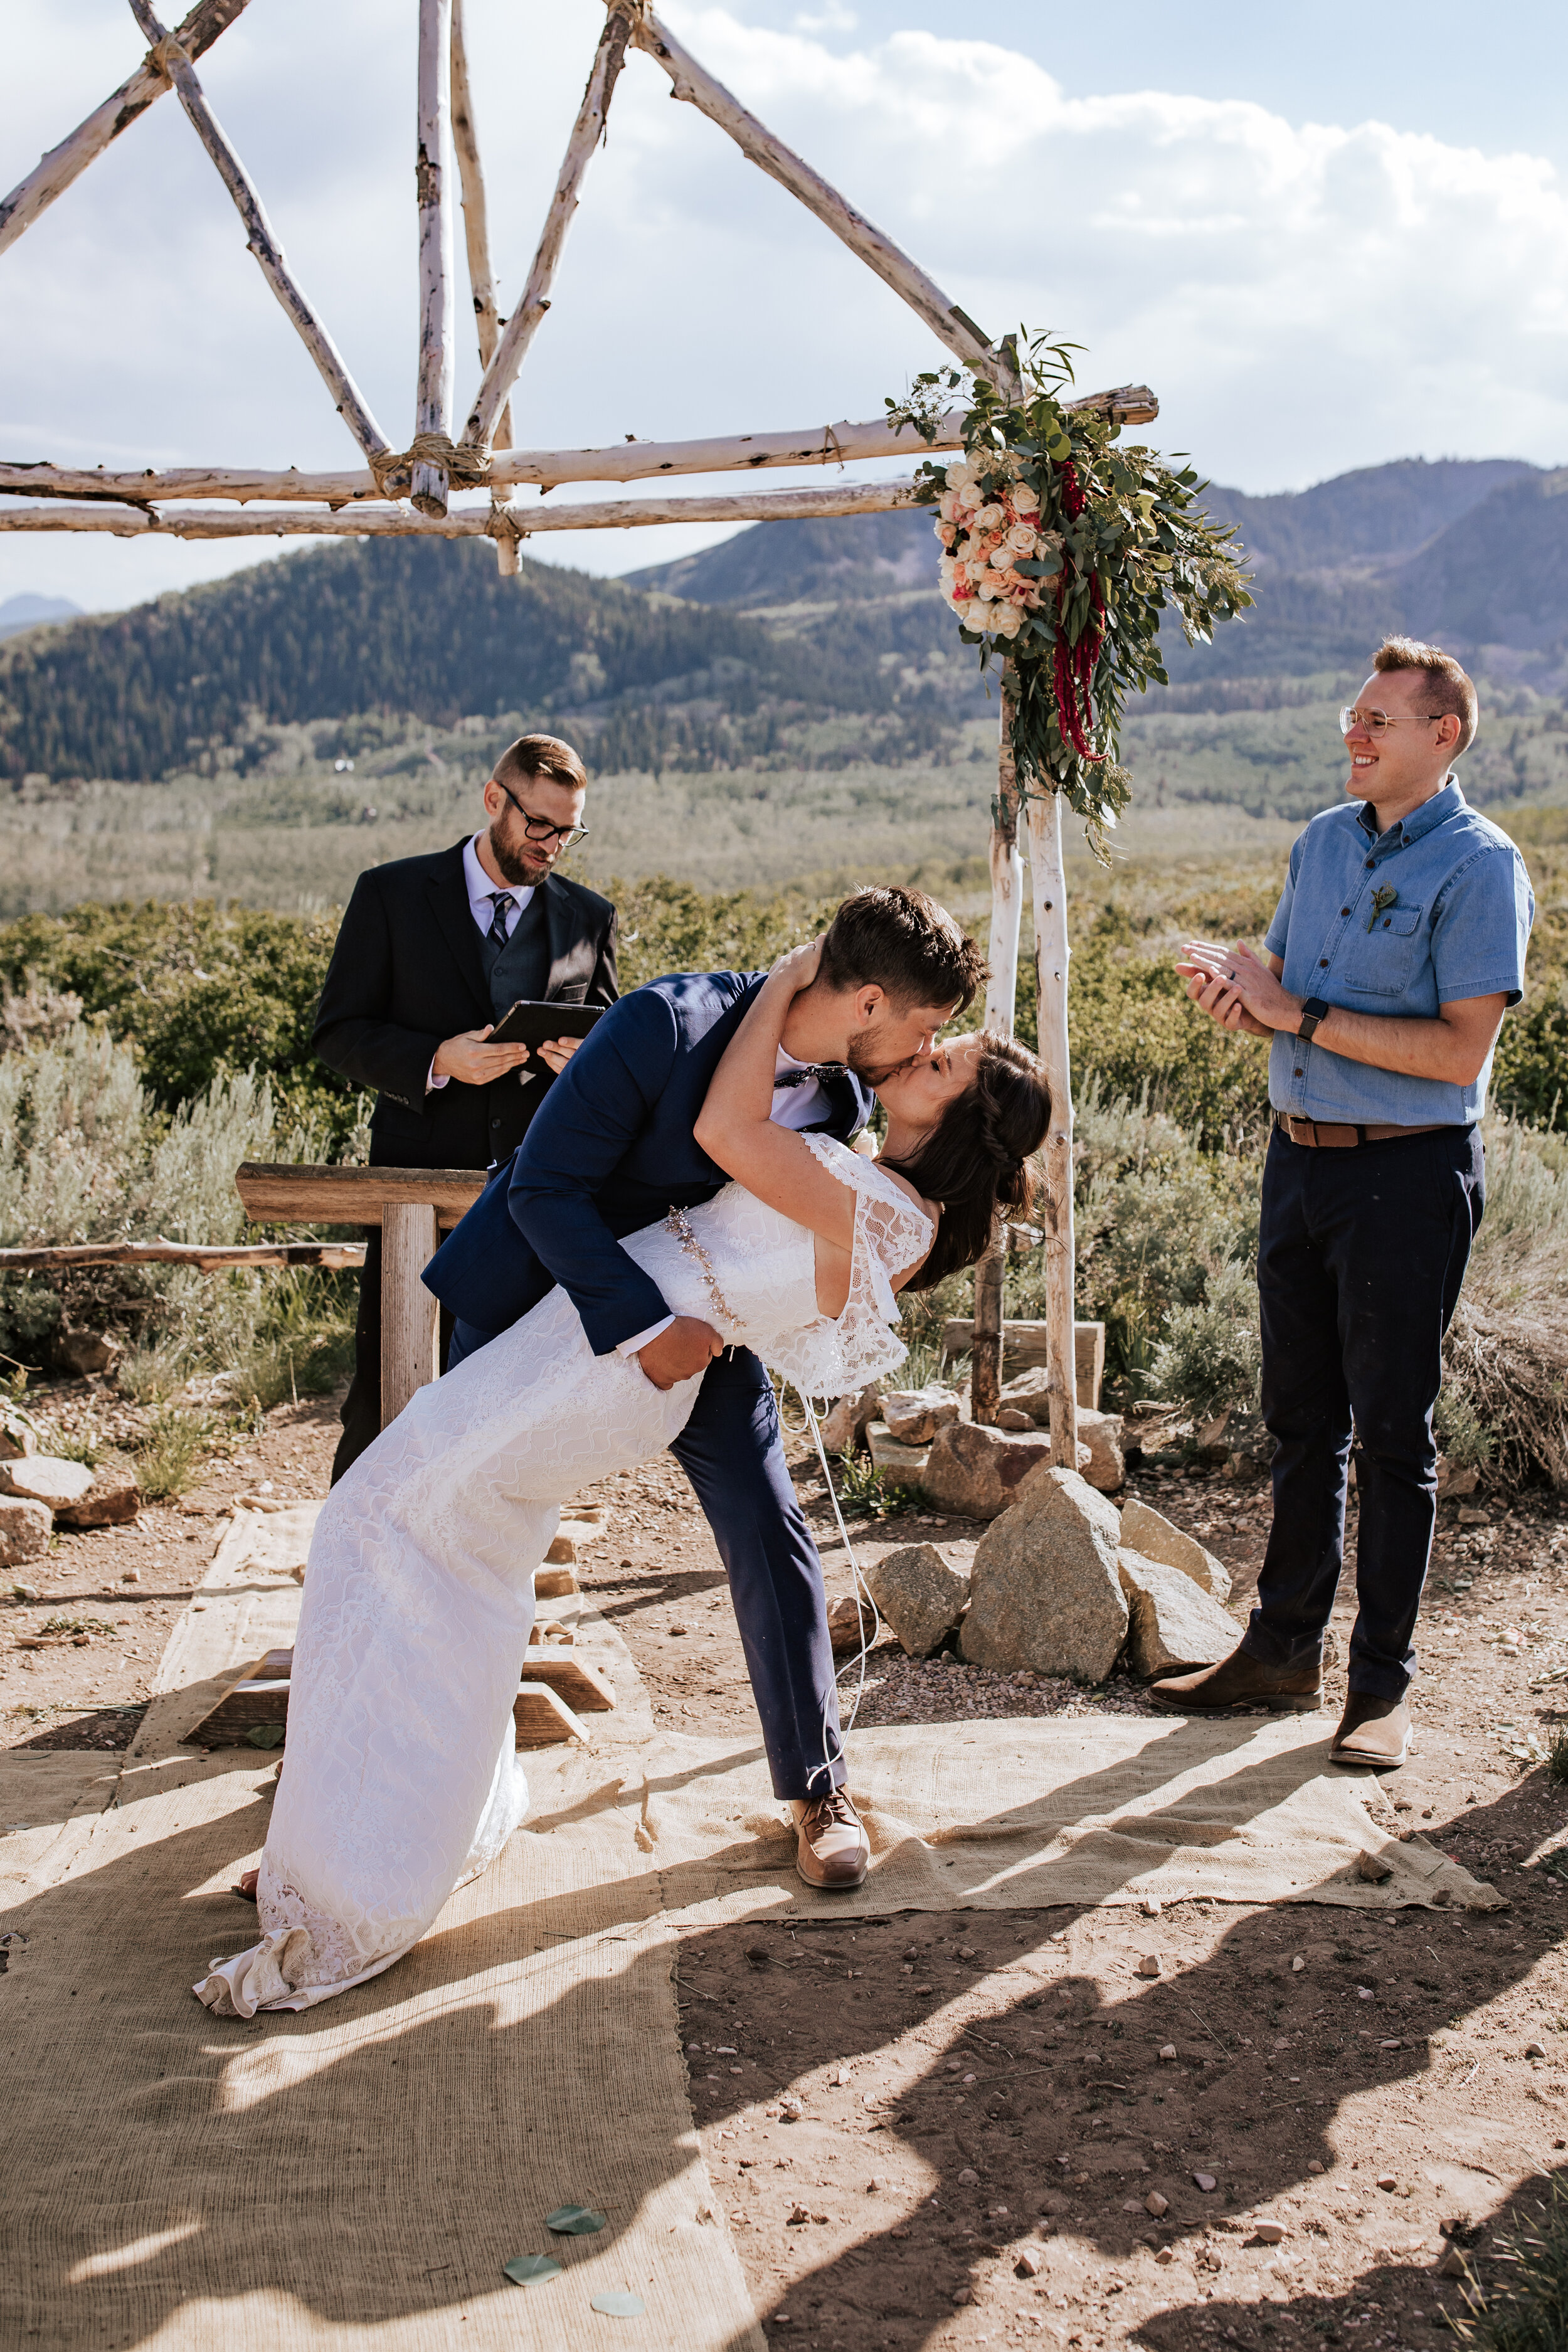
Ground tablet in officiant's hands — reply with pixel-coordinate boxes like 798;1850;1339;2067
487;1000;605;1059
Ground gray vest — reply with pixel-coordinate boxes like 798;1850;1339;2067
479;887;551;1022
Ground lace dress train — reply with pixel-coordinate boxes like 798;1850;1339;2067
195;1138;931;2016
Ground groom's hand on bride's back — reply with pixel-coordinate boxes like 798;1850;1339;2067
637;1317;724;1390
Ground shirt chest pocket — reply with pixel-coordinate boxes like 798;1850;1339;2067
1338;904;1425;996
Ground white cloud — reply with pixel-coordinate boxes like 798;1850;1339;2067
2;1;1565;612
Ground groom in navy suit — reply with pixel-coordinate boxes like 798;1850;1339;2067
425;887;985;1888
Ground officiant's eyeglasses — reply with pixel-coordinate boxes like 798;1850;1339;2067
493;776;590;851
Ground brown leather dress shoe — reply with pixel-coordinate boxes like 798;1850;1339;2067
791;1791;870;1890
1328;1693;1410;1769
1148;1645;1322;1715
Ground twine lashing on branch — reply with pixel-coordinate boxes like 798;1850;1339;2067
369;433;492;497
147;29;193;80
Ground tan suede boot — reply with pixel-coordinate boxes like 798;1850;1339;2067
1149;1644;1322;1715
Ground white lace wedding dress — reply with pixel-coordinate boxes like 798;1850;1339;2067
196;1135;932;2017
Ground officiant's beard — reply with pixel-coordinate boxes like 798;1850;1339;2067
487;822;550;887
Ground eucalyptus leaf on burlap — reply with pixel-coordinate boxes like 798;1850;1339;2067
502;2253;562;2287
546;2203;607;2235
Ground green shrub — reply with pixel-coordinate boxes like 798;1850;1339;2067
132;1406;218;1499
1148;1258;1264;1421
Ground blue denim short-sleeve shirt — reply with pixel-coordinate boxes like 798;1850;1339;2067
1261;777;1534;1127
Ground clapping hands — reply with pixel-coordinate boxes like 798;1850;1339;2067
1175;938;1294;1038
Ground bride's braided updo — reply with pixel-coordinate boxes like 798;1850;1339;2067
879;1033;1051;1289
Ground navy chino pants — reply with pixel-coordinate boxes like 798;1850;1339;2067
1242;1123;1485;1700
448;1320;844;1800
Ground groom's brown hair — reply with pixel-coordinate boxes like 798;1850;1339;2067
818;886;985;1012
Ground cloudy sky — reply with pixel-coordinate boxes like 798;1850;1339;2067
4;0;1567;613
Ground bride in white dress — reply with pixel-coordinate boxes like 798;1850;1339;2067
197;945;1049;2016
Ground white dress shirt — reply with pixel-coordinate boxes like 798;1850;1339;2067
617;1042;844;1361
426;835;536;1093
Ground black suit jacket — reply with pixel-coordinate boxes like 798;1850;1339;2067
312;839;618;1172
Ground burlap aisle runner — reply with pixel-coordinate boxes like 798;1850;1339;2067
1;1507;761;2352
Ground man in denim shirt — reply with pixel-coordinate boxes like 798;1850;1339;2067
1153;637;1534;1767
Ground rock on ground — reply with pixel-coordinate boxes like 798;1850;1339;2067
821;1385;883;1454
0;1454;96;1509
866;1542;970;1659
921;1422;1054;1520
827;1594;878;1659
960;1466;1128;1681
1118;1547;1239;1680
1118;1495;1232;1604
880;1387;961;1446
995;1370;1125;1492
0;1495;53;1565
54;1463;140;1528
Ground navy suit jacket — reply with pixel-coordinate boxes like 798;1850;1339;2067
423;970;874;1353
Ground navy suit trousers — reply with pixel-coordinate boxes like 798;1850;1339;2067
448;1320;845;1798
1242;1123;1484;1700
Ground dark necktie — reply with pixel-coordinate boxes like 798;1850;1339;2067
485;891;516;950
775;1065;844;1088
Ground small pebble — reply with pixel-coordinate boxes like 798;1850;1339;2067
11;1582;40;1602
1136;1952;1162;1978
1155;2246;1174;2265
1307;2159;1325;2176
1145;2192;1169;2217
1158;2045;1178;2062
779;2097;803;2122
958;2168;980;2185
1194;2173;1217;2193
1141;1895;1162;1917
1015;2248;1042;2277
1525;2041;1547;2060
1292;1956;1306;1972
1377;2175;1398;2193
120;1567;140;1584
1255;2222;1286;2244
864;2179;880;2194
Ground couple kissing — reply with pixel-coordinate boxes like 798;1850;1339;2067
199;887;1050;2016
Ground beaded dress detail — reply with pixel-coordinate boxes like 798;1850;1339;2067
195;1138;931;2017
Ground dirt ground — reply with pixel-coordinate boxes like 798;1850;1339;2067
4;1378;1567;2349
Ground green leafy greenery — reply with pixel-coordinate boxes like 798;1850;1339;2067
887;331;1253;844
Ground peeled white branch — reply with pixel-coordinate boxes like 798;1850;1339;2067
412;0;457;516
0;477;945;541
625;1;1001;382
464;8;635;453
0;0;250;258
0;386;1157;508
450;0;519;573
122;0;389;466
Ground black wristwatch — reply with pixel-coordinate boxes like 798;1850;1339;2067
1297;997;1330;1042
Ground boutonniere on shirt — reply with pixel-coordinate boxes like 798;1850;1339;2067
1365;884;1398;933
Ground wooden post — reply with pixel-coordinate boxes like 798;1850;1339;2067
1023;784;1078;1466
450;0;521;574
970;668;1024;1427
124;0;390;466
0;0;251;258
380;1201;442;1424
413;0;455;518
463;7;634;454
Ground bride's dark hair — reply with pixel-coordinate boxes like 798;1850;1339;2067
879;1034;1051;1290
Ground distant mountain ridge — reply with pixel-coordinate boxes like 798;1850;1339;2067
628;455;1568;691
0;591;82;642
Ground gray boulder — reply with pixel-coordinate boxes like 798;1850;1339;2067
1118;1496;1232;1604
827;1593;877;1660
1118;1549;1239;1680
922;1421;1054;1520
960;1467;1128;1680
821;1385;884;1454
0;1496;52;1567
995;1370;1124;1493
881;1386;961;1446
0;1454;95;1510
867;1542;970;1658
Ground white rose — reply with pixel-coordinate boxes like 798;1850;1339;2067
938;489;960;522
946;460;975;489
977;577;999;601
1007;522;1038;554
1010;482;1041;514
975;502;1004;531
994;607;1024;638
956;482;982;512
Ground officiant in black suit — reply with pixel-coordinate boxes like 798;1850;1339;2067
313;732;618;1479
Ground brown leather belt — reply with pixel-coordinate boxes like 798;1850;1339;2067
1274;1113;1452;1150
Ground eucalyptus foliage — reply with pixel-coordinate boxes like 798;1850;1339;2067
887;332;1253;854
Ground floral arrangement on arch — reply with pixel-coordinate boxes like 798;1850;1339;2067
888;332;1253;854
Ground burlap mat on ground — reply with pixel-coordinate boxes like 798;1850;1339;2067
0;1749;763;2351
528;1714;1501;1924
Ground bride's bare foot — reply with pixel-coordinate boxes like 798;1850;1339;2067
234;1869;260;1902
